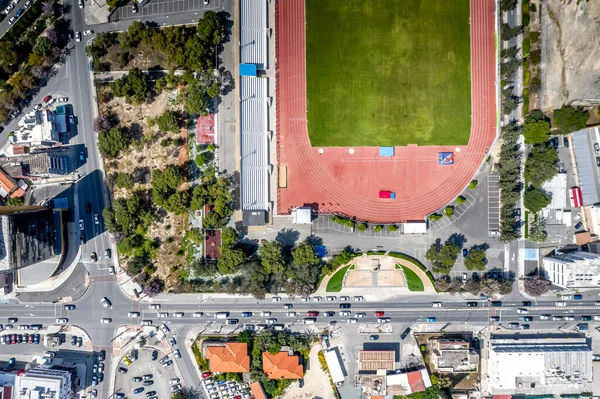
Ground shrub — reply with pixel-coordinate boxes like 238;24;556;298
331;215;355;228
523;88;529;114
357;223;367;232
523;59;529;69
469;180;478;189
530;31;540;43
116;173;134;189
529;49;541;65
524;69;530;87
523;37;530;56
429;213;442;221
524;275;551;296
387;224;398;232
456;196;466;205
529;3;537;12
444;206;454;217
522;12;530;26
553;105;590;134
373;225;382;232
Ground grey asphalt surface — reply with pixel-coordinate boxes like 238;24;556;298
17;262;88;303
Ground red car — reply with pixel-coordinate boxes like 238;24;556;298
374;311;384;317
307;311;319;317
201;372;211;378
43;95;52;103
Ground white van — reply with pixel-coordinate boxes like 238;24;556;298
303;318;316;324
432;302;442;307
215;312;229;319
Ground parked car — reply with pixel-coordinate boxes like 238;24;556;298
575;222;583;230
564;137;569;147
43;95;52;103
69;115;75;124
595;143;599;154
400;327;411;340
83;30;93;35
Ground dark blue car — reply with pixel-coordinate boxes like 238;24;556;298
15;9;23;17
462;248;468;257
134;387;144;395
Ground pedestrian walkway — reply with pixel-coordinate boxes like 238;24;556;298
428;191;477;231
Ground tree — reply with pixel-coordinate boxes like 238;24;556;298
523;110;551;144
524;275;551;297
425;242;460;275
434;276;450;292
156;110;181;133
529;215;548;243
292;242;319;267
464;249;487;271
34;37;53;57
524;187;551;213
502;87;520;115
184;82;208;115
110;68;151;103
553;105;589;134
259;240;285;274
197;11;224;47
480;278;502;296
93;113;118;132
41;0;54;16
217;247;245;274
500;0;517;11
0;41;18;73
501;24;522;41
143;277;165;297
151;165;186;212
98;127;131;158
524;144;557;188
464;279;481;295
7;197;24;206
116;173;134;189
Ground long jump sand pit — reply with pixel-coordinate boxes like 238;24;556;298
377;271;406;287
345;271;373;287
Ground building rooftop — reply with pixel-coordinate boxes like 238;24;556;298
488;334;593;395
205;343;250;373
543;250;600;288
262;352;303;379
430;338;479;373
358;351;395;371
249;382;266;399
204;229;221;260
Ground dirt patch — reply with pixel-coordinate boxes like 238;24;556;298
345;271;373;287
99;85;189;283
542;0;600;110
282;344;336;399
377;271;405;287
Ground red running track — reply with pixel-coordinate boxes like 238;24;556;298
276;0;496;223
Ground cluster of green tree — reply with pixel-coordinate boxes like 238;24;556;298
6;197;25;206
151;165;189;214
523;110;551;144
393;381;451;399
553;105;589;134
424;240;460;275
0;1;68;122
87;13;225;73
109;68;152;104
98;126;132;159
528;214;548;242
211;233;323;298
524;141;557;215
463;248;487;271
102;191;161;295
249;331;311;397
331;215;355;228
434;275;513;296
189;168;233;228
179;71;222;116
498;122;522;242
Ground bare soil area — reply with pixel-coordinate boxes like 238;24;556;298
542;0;600;110
99;85;188;283
282;344;336;399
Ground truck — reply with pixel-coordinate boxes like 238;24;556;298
324;349;345;386
215;312;229;319
379;190;396;199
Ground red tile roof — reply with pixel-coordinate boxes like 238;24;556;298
407;370;425;393
196;114;215;144
250;382;267;399
262;352;303;379
206;343;250;373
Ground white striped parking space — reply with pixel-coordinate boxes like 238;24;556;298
488;174;500;232
429;191;477;231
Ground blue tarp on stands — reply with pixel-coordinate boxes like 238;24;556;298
239;64;257;76
315;245;327;258
379;147;394;157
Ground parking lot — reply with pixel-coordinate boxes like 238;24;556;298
112;0;224;20
114;347;179;399
202;376;252;399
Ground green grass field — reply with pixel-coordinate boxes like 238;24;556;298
306;0;471;147
401;265;425;292
326;265;351;292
